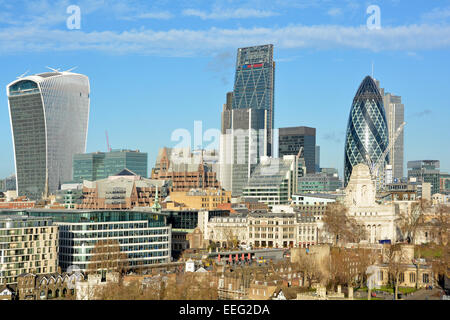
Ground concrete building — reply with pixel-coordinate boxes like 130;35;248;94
247;212;298;248
378;83;405;181
344;164;398;243
73;149;148;182
0;215;59;285
278;126;316;174
165;188;231;211
220;106;269;196
7;71;90;200
206;214;248;249
152;147;220;192
242;155;299;206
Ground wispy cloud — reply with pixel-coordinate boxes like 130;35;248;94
182;8;279;20
122;11;174;20
422;6;450;23
411;109;432;118
1;23;450;56
327;8;343;17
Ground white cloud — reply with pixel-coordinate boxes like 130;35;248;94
327;8;342;17
0;24;450;56
182;8;279;20
122;11;174;20
422;7;450;23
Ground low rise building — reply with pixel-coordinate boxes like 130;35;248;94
243;156;299;207
165;188;231;210
0;216;58;285
0;209;171;273
77;169;169;210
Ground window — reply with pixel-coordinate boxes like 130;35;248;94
422;273;429;284
409;273;416;283
399;272;404;283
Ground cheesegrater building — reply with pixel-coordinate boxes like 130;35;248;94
344;76;389;187
7;71;90;200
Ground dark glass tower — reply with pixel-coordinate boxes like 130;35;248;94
232;44;275;156
344;76;389;187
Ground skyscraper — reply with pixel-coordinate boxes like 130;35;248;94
344;76;389;187
220;94;268;196
278;126;316;174
383;92;405;180
219;44;275;196
232;44;275;156
7;71;90;200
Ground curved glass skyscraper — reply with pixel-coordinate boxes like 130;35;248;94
344;76;389;187
7;71;90;200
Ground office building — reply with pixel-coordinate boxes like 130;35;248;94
220;106;268;196
219;45;276;196
278;126;316;174
344;76;389;187
0;174;16;192
297;172;342;193
315;146;320;173
7;71;90;200
165;188;231;211
376;81;405;180
0;216;58;285
232;44;275;156
77;169;169;210
0;209;171;272
407;160;441;195
152;147;220;192
73;149;147;182
242;155;299;206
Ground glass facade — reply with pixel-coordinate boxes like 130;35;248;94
0;209;171;272
232;44;275;156
7;72;90;200
344;76;389;187
279;127;316;174
73;150;148;182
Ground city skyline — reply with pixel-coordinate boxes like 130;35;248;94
0;0;449;179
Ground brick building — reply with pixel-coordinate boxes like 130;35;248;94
151;147;220;191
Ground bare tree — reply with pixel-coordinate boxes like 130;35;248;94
323;202;365;245
87;239;128;275
397;198;429;243
385;244;407;300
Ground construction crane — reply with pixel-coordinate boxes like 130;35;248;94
105;130;112;152
367;121;406;180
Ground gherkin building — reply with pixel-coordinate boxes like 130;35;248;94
344;76;389;187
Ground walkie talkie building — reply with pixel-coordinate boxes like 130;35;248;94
344;76;389;187
7;71;90;200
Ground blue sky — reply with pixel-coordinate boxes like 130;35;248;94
0;0;449;178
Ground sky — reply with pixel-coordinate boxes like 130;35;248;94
0;0;449;178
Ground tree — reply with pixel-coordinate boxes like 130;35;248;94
87;239;129;275
397;198;429;243
385;244;407;300
322;202;366;245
